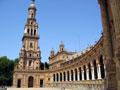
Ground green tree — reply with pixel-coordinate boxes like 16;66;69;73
14;58;19;67
0;56;14;86
45;62;49;69
40;62;49;70
40;62;44;70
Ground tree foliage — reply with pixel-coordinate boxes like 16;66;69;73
0;56;14;86
40;62;49;70
0;56;49;86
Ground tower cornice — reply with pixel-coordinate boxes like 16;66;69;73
22;34;40;41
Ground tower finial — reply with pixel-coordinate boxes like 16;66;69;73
32;0;35;4
61;40;63;44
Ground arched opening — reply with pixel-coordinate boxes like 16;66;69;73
34;30;36;35
83;65;86;80
60;73;62;81
100;56;105;78
28;76;34;88
71;70;73;81
31;29;33;35
88;63;92;80
53;74;55;82
75;69;77;81
79;67;82;80
31;13;34;18
36;67;39;70
27;29;29;34
30;42;33;48
17;79;21;88
29;60;32;66
40;79;43;87
67;71;69;81
94;60;98;79
57;73;59;82
63;72;66;81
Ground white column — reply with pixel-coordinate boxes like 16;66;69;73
91;67;95;80
82;71;84;80
55;74;57;82
66;72;68;81
69;73;71;81
97;64;102;79
59;73;60;82
86;69;89;80
62;74;64;82
73;72;76;81
77;72;80;81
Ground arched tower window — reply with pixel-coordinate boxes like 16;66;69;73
31;13;34;18
34;30;36;35
29;54;32;57
31;29;33;35
30;42;33;48
27;29;29;34
29;60;32;66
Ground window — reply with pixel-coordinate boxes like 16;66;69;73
48;78;50;81
37;54;39;57
31;29;33;35
30;42;33;48
27;29;29;34
36;67;39;70
29;60;32;66
30;54;32;57
31;22;33;24
31;13;33;18
34;30;36;35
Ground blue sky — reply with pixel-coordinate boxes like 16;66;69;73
0;0;102;62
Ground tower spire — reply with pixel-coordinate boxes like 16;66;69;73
32;0;35;4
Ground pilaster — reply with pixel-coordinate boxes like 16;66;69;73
98;0;117;89
109;1;120;89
